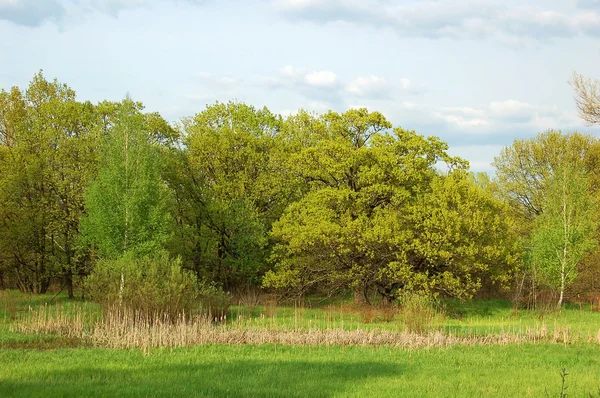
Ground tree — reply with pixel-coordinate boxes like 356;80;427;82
571;72;600;125
173;102;299;290
530;165;598;307
82;97;171;258
264;109;520;303
0;72;98;295
493;131;600;220
81;97;172;301
493;131;600;304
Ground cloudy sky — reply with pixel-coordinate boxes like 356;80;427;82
2;0;600;172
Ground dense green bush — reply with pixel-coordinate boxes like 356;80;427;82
87;252;204;318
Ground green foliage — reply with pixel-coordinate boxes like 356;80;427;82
265;109;520;302
81;98;171;259
0;71;98;294
493;130;600;220
197;282;232;319
87;252;201;317
493;131;600;304
530;165;598;306
173;101;297;289
5;72;599;314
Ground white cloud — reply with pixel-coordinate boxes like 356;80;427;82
384;97;586;140
443;106;487;118
489;99;536;122
577;0;600;9
184;71;241;106
304;70;337;87
81;0;148;16
274;0;600;41
345;75;418;99
434;112;491;130
448;144;505;172
346;75;386;96
278;65;338;88
280;65;298;78
265;66;420;104
0;0;64;26
0;0;203;27
306;100;331;112
399;78;412;90
279;109;298;117
261;65;342;102
197;71;239;86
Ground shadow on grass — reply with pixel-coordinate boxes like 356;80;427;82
0;355;402;397
0;335;85;349
443;299;511;319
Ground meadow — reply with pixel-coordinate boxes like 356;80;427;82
2;291;600;397
1;344;600;397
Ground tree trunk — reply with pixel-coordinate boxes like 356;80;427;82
66;269;74;299
65;235;74;299
353;286;368;305
558;259;566;308
118;271;125;306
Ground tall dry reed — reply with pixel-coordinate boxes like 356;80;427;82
11;304;595;351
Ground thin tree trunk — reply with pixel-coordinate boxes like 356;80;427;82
558;168;568;309
558;265;565;308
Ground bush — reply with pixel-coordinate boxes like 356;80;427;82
398;292;445;333
198;283;231;321
87;252;204;319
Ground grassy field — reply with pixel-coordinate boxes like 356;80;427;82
2;290;600;396
1;344;600;397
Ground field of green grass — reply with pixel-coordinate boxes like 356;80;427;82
2;290;600;397
1;344;600;397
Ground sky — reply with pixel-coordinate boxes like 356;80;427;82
1;0;600;172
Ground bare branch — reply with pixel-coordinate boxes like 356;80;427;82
571;72;600;125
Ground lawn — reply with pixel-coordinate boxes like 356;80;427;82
1;344;599;397
2;291;600;396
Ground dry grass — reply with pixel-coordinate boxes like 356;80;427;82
11;304;597;352
398;293;445;333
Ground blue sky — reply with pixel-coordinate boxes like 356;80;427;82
1;0;600;172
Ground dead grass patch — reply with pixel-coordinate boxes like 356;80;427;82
11;304;594;352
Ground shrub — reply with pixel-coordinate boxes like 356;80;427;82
87;252;203;319
198;283;231;321
398;292;445;333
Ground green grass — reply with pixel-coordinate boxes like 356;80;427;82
2;291;600;396
1;344;599;397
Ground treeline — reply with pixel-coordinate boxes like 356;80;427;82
0;72;597;308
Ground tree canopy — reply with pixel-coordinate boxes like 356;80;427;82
7;71;600;309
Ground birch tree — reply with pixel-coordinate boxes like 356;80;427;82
81;98;171;302
531;165;598;307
